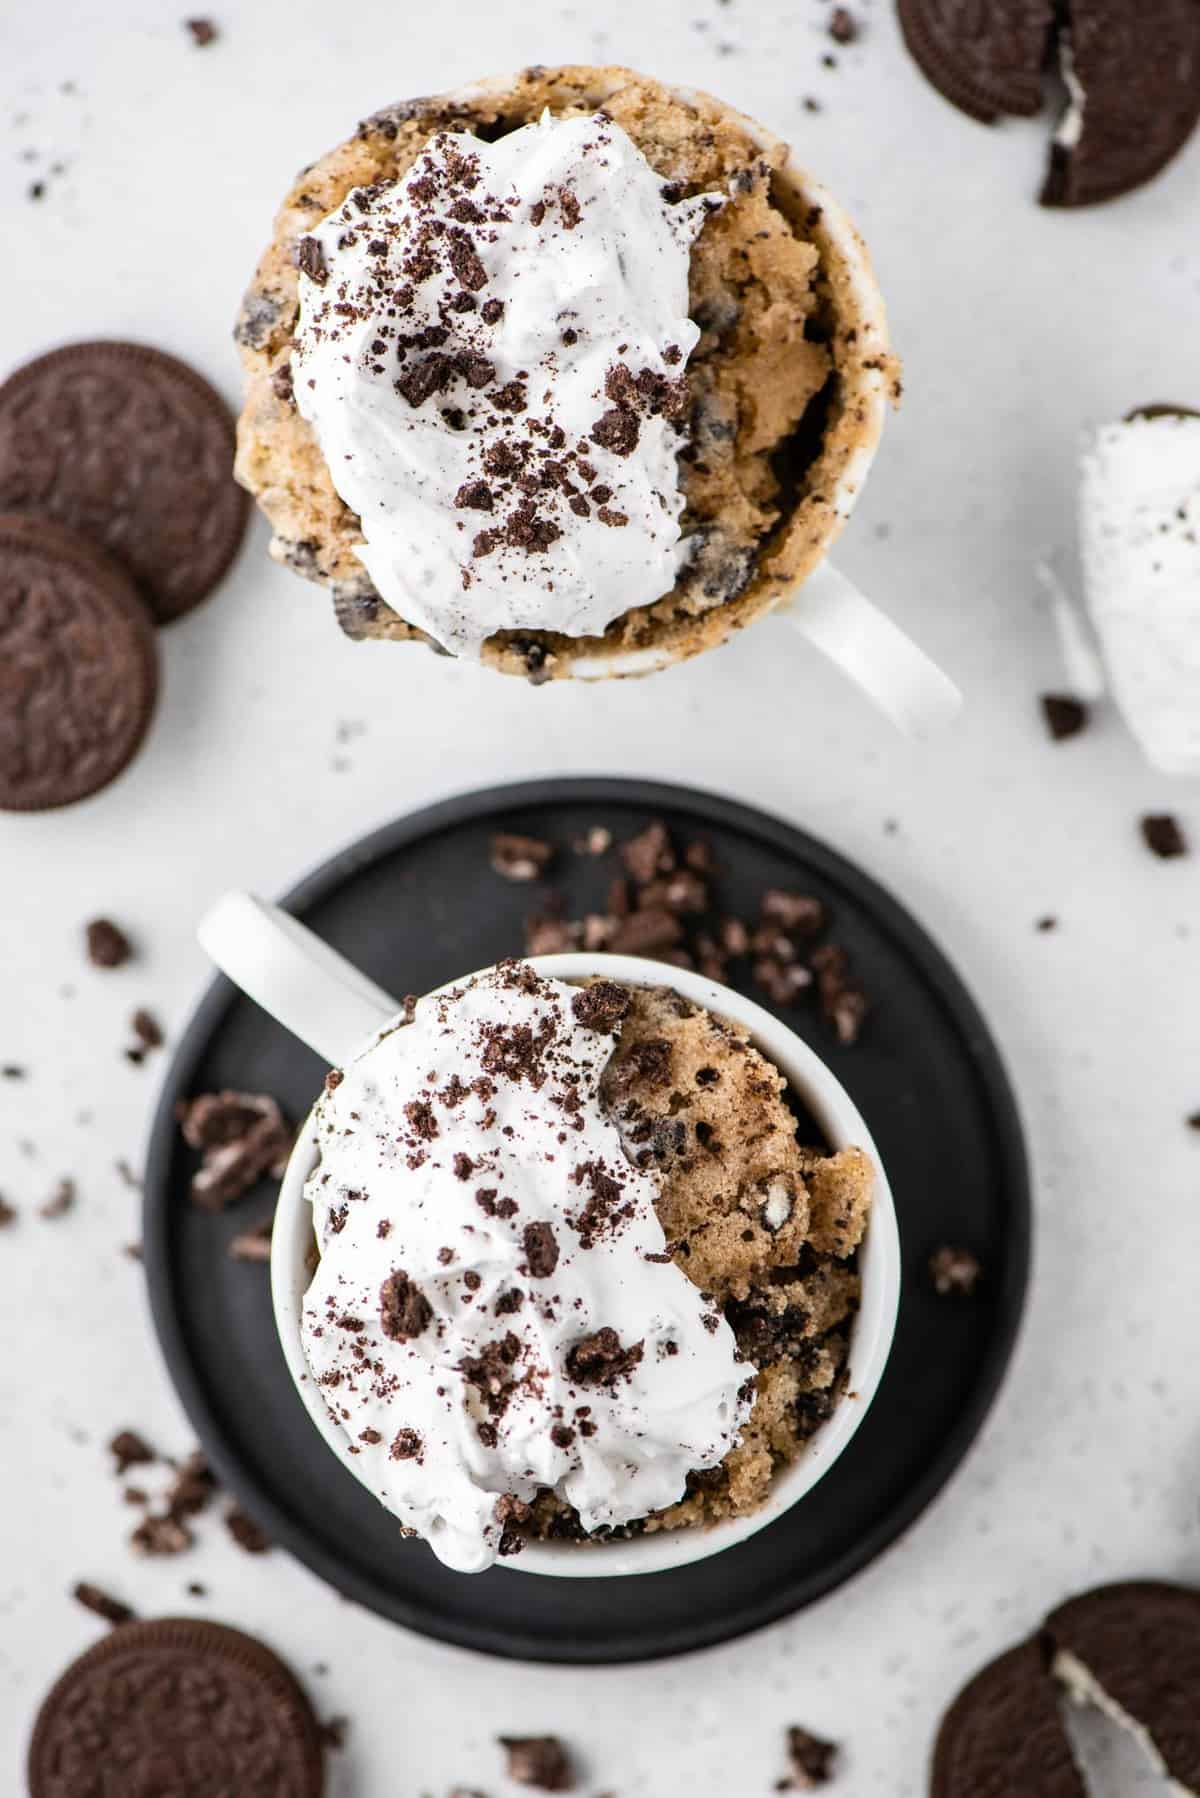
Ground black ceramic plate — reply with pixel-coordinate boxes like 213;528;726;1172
144;778;1030;1665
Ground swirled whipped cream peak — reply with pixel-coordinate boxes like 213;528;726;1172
290;112;720;657
300;962;752;1572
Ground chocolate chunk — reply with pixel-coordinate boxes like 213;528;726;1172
929;1244;984;1296
571;981;631;1032
523;1220;559;1278
175;1090;293;1210
931;1637;1086;1798
498;1735;575;1791
829;6;858;41
1040;694;1089;741
109;1430;154;1476
565;1326;644;1386
72;1583;136;1627
185;18;218;46
1141;813;1187;858
0;345;249;625
0;1195;16;1227
27;1619;324;1798
380;1269;433;1340
225;1505;271;1554
86;918;133;968
782;1724;838;1788
490;832;555;881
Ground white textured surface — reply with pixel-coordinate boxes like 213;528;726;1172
2;3;1199;1795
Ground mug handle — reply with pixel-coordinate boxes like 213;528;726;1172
776;560;962;735
197;891;401;1068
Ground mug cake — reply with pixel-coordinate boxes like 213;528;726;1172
297;959;874;1570
235;64;897;679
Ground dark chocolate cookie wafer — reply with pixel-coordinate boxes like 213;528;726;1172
1047;1581;1200;1791
1042;0;1200;205
931;1637;1086;1798
0;515;158;811
0;341;250;623
28;1617;325;1797
896;0;1054;123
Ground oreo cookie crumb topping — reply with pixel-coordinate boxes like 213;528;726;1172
379;1268;433;1339
185;18;218;46
565;1326;644;1386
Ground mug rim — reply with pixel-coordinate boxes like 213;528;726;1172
270;951;901;1578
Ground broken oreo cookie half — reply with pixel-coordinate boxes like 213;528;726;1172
898;0;1200;206
932;1578;1200;1795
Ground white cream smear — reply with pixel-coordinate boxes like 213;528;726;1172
1079;412;1200;775
300;964;752;1573
291;113;719;657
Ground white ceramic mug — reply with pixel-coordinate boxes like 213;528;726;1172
199;890;902;1578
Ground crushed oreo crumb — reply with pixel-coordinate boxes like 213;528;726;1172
928;1244;983;1297
491;832;556;882
1040;693;1088;741
498;1735;575;1792
72;1582;136;1627
86;919;132;968
1141;814;1187;859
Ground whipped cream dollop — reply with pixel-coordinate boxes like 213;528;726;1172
291;112;718;657
1079;411;1200;775
300;963;752;1573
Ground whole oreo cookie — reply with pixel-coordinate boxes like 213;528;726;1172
896;0;1053;124
0;515;159;811
27;1616;325;1797
0;340;250;623
1047;1581;1200;1790
931;1637;1086;1797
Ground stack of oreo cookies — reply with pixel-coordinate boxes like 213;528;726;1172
0;341;249;810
